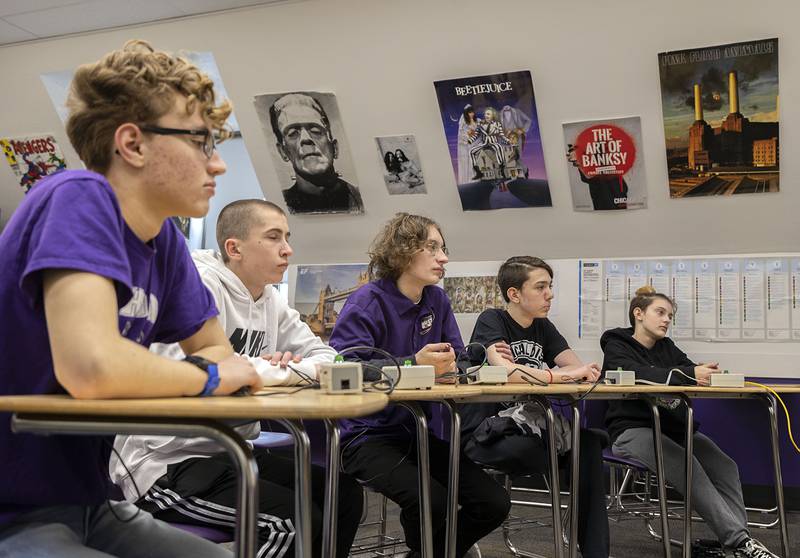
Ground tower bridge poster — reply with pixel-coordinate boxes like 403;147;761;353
658;38;779;198
292;264;368;341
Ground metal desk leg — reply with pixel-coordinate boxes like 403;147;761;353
322;419;341;558
398;402;434;558
646;399;672;558
763;395;790;557
12;414;259;558
280;419;312;558
533;397;565;558
569;402;581;558
679;395;694;558
440;400;461;558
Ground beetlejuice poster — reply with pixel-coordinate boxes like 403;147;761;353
563;116;647;211
434;71;551;211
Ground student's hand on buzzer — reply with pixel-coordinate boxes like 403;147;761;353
415;343;456;376
261;351;303;368
693;363;718;386
564;363;601;383
493;341;514;362
214;354;263;395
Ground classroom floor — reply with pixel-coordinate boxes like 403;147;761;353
353;491;800;557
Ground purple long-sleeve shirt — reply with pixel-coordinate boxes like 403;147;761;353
329;278;465;443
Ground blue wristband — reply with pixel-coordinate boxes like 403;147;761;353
200;363;220;397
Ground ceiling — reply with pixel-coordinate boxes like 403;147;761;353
0;0;287;46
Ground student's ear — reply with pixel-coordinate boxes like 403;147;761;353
506;287;520;304
331;137;339;160
113;123;145;168
632;307;644;321
224;238;242;261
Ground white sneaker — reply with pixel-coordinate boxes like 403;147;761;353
734;538;780;558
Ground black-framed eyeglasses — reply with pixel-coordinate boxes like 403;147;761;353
139;125;217;159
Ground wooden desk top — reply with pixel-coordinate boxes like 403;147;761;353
387;384;483;402
470;382;800;399
477;383;585;395
588;383;800;395
0;390;389;420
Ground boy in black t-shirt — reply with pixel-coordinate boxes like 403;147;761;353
462;256;610;558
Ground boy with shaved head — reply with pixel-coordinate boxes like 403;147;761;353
113;199;363;558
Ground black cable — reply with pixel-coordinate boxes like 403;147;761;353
359;362;395;393
551;374;605;406
103;440;143;523
286;362;319;387
336;345;403;394
253;384;318;396
446;342;488;383
512;366;549;386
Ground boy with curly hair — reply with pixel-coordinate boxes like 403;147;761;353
0;41;261;556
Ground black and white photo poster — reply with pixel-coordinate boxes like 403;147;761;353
375;135;426;195
254;91;364;214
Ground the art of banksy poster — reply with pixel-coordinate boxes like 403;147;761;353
563;116;647;211
658;38;778;198
434;70;551;211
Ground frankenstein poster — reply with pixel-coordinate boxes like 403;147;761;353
434;71;551;211
658;38;779;197
254;91;364;215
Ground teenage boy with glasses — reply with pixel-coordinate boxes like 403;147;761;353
0;41;260;557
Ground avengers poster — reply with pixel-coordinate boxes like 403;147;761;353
1;134;67;193
434;71;551;211
658;38;779;197
563;116;647;211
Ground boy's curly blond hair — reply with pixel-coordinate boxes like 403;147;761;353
66;40;232;172
368;213;444;280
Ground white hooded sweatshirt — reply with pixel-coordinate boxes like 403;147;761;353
110;249;336;501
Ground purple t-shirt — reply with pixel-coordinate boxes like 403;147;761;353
328;278;465;442
0;170;217;522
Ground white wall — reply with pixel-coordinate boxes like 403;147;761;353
0;0;798;376
445;258;800;379
1;0;798;261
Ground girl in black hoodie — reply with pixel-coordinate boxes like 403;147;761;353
600;286;778;558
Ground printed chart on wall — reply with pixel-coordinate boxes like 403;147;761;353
563;117;646;211
658;38;779;198
292;264;368;341
253;91;364;215
433;70;551;211
1;135;67;193
579;256;800;341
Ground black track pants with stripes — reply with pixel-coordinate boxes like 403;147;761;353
138;448;363;558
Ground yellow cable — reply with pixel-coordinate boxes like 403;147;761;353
745;381;800;454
